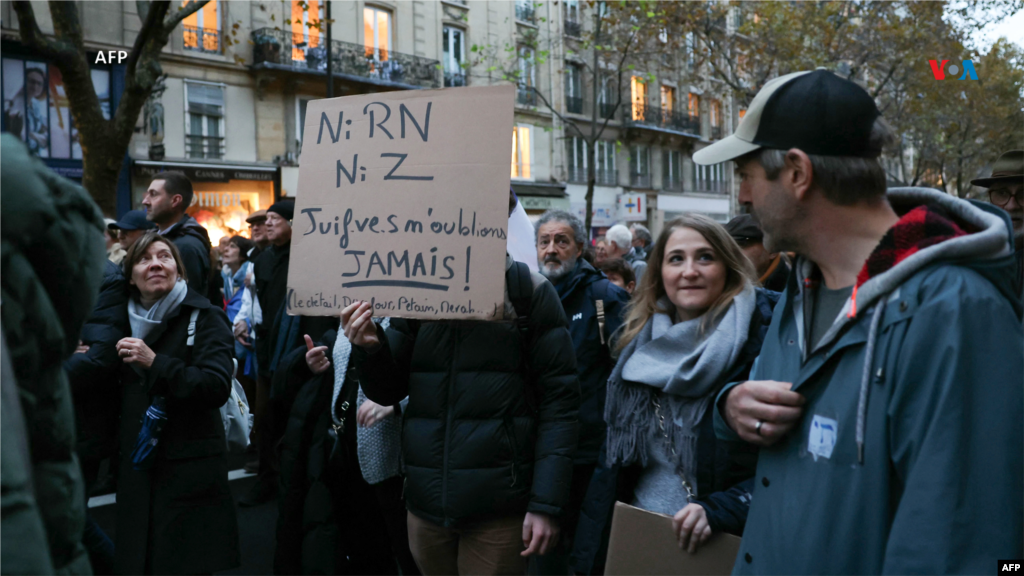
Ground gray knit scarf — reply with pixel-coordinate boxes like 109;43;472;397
605;284;756;479
126;278;188;377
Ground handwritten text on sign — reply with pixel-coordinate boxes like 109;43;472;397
286;85;515;320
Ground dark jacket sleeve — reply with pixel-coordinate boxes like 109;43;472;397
175;236;210;293
697;477;754;535
355;319;416;407
149;306;233;408
64;261;129;388
526;277;581;517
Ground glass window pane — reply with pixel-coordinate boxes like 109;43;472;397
519;127;531;179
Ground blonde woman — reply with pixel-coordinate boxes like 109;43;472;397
573;214;779;573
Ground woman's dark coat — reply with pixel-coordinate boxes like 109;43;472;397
570;288;779;575
114;287;240;575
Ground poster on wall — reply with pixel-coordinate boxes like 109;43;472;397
617;193;647;221
287;84;515;321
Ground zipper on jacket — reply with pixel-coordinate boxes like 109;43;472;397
503;416;519;487
441;324;459;526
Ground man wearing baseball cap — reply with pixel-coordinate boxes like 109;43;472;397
697;70;1022;573
108;209;157;250
724;214;790;292
972;150;1023;297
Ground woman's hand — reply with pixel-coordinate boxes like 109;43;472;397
116;337;156;369
672;503;712;553
356;400;395;428
304;334;331;375
340;301;380;352
74;340;90;354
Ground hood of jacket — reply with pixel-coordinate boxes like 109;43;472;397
553;258;605;301
801;186;1017;354
164;213;212;251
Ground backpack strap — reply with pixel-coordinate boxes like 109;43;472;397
507;261;533;339
186;308;200;346
595;299;606;345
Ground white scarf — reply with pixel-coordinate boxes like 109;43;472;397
128;279;189;342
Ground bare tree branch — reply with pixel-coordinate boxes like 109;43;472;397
137;0;151;23
125;0;170;81
11;1;76;61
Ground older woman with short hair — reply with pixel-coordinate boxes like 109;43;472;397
114;231;240;575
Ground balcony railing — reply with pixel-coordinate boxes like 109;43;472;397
517;85;537;106
566;96;583;114
630;172;652;188
628;103;701;135
564;19;582;37
184;25;220;54
251;28;440;89
186;135;224;160
663;177;683;191
444;72;467;87
693;181;728;194
711;125;723;140
568;167;618;186
516;3;536;22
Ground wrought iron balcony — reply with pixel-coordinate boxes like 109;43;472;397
250;28;440;89
711;125;723;140
564;19;582;37
444;72;467;87
516;3;536;23
186;135;224;160
568;166;619;186
184;25;220;54
627;103;701;135
599;102;618;120
663;177;683;192
567;166;587;184
517;85;537;106
630;172;652;188
693;181;728;194
566;96;583;114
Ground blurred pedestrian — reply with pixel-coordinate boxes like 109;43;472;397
629;223;653;261
596;258;635;295
108;208;157;251
972;149;1022;298
222;235;257;404
104;218;127;264
113;233;240;574
247;208;270;255
605;225;647;289
0;133;102;574
594;236;608;264
532;209;629;575
725;214;791;292
241;199;336;507
575;215;772;573
697;69;1023;573
344;255;580;575
141;171;215;303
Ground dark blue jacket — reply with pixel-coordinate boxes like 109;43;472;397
64;260;129;463
571;288;779;575
553;260;630;464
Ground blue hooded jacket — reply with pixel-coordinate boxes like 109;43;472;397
715;187;1024;574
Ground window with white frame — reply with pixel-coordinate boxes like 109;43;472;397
443;26;466;87
291;0;324;63
364;6;392;62
694;161;726;193
663;149;682;190
517;46;536;105
595;140;616;185
630;145;650;187
566;136;586;182
511;125;532;180
185;81;224;159
565;63;583;113
183;0;220;53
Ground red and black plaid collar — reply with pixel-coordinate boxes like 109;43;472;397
855;204;971;289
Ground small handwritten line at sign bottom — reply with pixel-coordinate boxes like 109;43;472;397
341;280;450;291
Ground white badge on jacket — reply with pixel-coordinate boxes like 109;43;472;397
808;415;838;462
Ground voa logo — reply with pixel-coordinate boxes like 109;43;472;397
928;59;978;80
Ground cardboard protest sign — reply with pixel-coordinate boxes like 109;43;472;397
287;84;515;320
604;502;740;575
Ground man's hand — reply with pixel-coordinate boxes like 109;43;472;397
74;340;90;355
234;321;251;347
357;400;395;428
304;334;331;375
724;380;805;446
521;512;559;557
673;503;711;553
341;301;380;352
116;337;156;369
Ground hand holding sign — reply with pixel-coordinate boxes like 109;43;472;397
341;302;380;352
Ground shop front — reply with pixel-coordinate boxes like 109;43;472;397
132;160;279;246
512;182;570;223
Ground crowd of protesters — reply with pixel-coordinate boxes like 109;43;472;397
2;68;1022;576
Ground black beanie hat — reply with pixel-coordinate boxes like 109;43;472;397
267;199;295;222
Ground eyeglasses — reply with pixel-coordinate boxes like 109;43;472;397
989;186;1023;208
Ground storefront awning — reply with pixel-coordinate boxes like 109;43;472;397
511;182;568;198
133;160;278;183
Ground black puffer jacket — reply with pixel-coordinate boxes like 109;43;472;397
162;213;212;299
357;257;581;527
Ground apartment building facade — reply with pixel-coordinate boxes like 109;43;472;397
0;0;738;243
